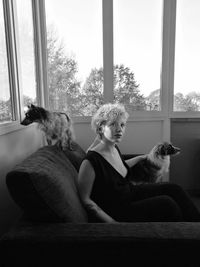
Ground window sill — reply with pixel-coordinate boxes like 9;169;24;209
0;121;35;136
171;117;200;122
72;112;200;124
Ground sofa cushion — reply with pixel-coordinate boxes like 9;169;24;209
63;141;86;171
6;145;88;223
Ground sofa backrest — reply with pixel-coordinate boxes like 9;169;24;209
6;143;88;223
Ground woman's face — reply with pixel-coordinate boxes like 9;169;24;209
101;116;126;143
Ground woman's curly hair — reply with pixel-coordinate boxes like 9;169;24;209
91;103;129;136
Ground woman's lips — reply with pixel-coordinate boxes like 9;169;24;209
115;134;122;138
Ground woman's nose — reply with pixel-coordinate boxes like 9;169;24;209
116;125;122;132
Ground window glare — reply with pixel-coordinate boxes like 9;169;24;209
174;0;200;111
114;0;163;113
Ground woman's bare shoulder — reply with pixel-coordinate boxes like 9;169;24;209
88;143;103;154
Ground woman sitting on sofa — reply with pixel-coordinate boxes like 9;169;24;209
78;103;200;223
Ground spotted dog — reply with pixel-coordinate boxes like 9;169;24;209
130;142;180;184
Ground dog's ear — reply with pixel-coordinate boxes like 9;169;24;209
31;104;35;108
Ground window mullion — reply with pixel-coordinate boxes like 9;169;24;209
161;0;176;144
161;0;176;117
103;0;114;103
32;0;48;108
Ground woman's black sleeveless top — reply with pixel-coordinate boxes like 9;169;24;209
85;147;133;221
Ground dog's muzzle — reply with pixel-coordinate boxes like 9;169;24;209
20;118;32;126
173;146;181;154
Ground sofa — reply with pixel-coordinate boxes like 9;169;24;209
1;142;200;267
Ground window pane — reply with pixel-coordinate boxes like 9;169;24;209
0;1;13;123
15;0;37;108
114;0;163;113
174;0;200;111
45;0;103;116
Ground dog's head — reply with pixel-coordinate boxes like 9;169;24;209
154;142;180;158
21;104;48;126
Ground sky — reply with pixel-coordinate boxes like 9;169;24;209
1;0;200;100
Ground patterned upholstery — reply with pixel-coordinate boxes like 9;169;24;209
6;144;88;223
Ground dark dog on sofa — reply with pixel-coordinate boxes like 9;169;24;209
21;104;75;150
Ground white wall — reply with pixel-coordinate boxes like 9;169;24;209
74;120;164;154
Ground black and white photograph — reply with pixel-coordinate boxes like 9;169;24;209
1;0;200;266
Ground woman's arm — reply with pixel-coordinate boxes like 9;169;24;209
125;154;147;168
78;160;117;223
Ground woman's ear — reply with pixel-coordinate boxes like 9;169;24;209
96;126;101;134
98;125;105;133
96;125;104;138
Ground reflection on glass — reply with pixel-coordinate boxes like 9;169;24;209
16;0;37;108
114;0;162;113
45;0;103;116
0;2;13;122
174;0;200;111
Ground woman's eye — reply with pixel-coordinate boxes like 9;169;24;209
121;123;125;128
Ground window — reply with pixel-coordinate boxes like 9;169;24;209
0;1;13;123
15;0;37;107
45;0;103;116
113;0;163;114
1;0;200;131
174;0;200;112
0;0;38;130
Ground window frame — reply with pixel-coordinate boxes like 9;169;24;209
1;0;19;126
1;0;200;136
0;0;46;136
102;0;200;120
43;0;198;122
